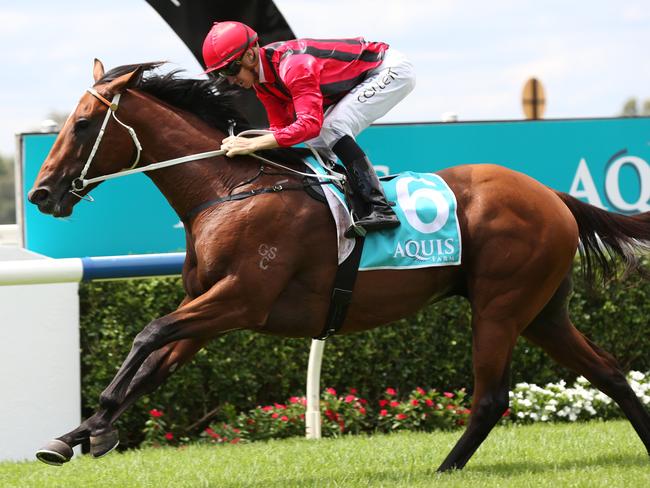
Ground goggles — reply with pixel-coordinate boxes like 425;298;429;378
216;55;244;78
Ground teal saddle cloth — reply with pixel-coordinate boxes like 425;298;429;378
309;162;462;270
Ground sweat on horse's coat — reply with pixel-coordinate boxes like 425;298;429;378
28;60;650;471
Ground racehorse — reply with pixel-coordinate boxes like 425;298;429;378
29;60;650;471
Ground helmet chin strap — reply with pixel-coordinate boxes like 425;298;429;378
70;88;142;198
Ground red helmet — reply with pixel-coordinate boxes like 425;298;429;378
202;21;259;74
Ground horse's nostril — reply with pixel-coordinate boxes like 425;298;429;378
28;187;51;204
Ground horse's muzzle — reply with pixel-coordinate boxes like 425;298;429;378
28;185;74;217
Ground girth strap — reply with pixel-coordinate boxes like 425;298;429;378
313;235;365;340
182;180;330;223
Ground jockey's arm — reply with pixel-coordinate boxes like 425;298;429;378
222;56;324;157
272;55;324;147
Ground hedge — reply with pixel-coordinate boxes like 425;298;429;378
79;261;650;448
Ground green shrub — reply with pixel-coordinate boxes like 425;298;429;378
79;261;650;448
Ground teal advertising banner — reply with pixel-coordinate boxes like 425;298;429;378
20;117;650;258
359;118;650;216
21;133;185;258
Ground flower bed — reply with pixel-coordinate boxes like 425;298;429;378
142;371;650;446
510;370;650;423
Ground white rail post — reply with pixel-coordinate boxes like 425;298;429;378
0;257;83;285
305;339;325;439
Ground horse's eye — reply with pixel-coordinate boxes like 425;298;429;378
74;118;91;133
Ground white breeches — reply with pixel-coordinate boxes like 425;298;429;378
305;47;416;160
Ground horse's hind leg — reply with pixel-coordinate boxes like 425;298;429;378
436;313;517;472
436;223;576;472
522;278;650;456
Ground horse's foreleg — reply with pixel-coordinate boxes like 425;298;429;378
91;267;286;447
89;337;208;457
36;274;274;466
437;318;517;472
113;337;210;423
36;337;206;465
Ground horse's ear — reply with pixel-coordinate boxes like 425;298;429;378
93;58;105;82
109;66;144;93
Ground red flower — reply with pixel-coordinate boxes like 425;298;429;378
360;398;368;405
344;395;355;403
379;409;388;417
230;438;241;444
280;416;289;422
502;408;510;417
274;403;286;410
385;387;397;396
262;406;273;412
149;409;163;418
348;388;358;394
358;407;366;415
416;387;426;395
289;396;301;404
411;399;419;406
326;388;337;396
204;427;220;439
425;399;434;407
324;409;337;420
443;392;454;398
396;413;408;420
390;401;400;408
164;432;174;441
379;399;389;407
271;413;279;419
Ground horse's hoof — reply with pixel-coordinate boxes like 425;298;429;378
90;429;119;458
35;439;73;466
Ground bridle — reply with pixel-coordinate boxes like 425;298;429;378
69;87;345;200
70;88;143;197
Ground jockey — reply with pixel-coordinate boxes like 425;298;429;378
202;21;416;236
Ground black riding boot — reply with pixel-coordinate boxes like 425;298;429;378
332;135;400;237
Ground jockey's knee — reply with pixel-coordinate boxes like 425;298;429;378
314;124;351;154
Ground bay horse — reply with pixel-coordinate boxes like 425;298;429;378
29;60;650;471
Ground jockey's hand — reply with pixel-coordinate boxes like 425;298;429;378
221;134;280;157
221;136;256;157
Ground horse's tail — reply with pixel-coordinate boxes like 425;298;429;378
555;191;650;282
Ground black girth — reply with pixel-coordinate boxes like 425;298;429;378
181;165;330;223
182;163;365;340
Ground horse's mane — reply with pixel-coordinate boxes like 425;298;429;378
97;62;311;166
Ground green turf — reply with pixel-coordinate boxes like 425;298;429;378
1;420;649;487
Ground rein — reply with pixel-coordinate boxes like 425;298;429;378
70;90;345;196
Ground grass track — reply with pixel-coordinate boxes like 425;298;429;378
1;420;649;487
